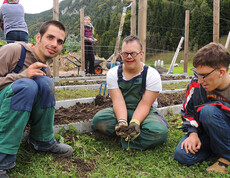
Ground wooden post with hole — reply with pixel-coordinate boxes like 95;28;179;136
131;0;136;36
213;0;220;43
80;9;85;76
138;0;147;63
53;0;59;82
184;10;189;75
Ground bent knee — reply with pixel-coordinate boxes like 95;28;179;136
174;148;196;166
33;76;55;94
11;79;38;111
144;123;168;141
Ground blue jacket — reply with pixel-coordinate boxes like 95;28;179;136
181;77;230;134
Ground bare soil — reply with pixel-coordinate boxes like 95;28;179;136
55;75;192;86
54;91;185;125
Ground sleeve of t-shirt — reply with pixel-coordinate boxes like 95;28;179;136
146;66;162;92
106;66;119;89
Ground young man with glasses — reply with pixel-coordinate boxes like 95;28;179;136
174;42;230;174
91;35;168;150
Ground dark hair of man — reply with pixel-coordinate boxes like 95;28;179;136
193;42;230;70
39;20;66;42
122;35;143;51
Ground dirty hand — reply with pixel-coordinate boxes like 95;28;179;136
125;120;140;141
115;119;128;138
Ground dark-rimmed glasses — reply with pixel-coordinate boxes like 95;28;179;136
192;67;220;79
120;51;141;58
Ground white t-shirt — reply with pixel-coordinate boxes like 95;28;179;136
106;63;162;108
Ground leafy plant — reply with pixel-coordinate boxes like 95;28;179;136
61;34;80;54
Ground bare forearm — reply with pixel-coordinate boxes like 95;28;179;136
132;102;151;123
109;88;128;121
113;100;127;121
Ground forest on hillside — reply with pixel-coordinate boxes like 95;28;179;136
1;0;230;59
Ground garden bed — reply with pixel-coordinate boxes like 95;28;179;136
54;91;186;125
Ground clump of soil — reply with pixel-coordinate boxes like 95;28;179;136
54;91;185;125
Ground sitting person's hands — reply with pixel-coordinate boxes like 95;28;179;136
115;119;128;138
125;120;140;141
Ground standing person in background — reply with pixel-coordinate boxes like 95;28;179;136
84;16;97;74
106;53;123;69
0;0;7;30
0;0;28;43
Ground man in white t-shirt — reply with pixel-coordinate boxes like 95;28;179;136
91;35;168;150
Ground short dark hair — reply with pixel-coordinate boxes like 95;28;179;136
122;35;143;50
39;20;66;41
193;42;230;69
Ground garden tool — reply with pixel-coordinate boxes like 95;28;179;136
99;82;107;97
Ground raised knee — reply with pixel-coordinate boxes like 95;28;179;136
33;76;55;108
200;105;220;125
11;78;38;99
10;79;38;111
33;76;55;95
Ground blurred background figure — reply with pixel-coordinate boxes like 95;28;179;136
0;0;7;30
106;54;123;69
0;0;28;43
84;16;97;74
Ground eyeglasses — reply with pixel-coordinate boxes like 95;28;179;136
120;51;142;58
192;67;220;79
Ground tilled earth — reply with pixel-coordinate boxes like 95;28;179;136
54;91;185;125
55;75;192;86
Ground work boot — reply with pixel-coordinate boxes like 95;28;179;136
28;138;73;158
49;143;73;157
0;170;9;178
206;157;230;174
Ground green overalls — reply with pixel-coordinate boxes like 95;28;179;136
0;77;55;155
92;65;168;150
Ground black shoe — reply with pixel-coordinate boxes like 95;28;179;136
49;143;73;157
0;170;9;178
28;138;73;158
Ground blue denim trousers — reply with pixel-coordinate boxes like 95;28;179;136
6;30;28;44
174;105;230;165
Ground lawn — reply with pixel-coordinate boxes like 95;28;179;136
8;113;230;177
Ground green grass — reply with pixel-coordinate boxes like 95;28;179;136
162;81;189;90
8;113;229;177
55;89;102;100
